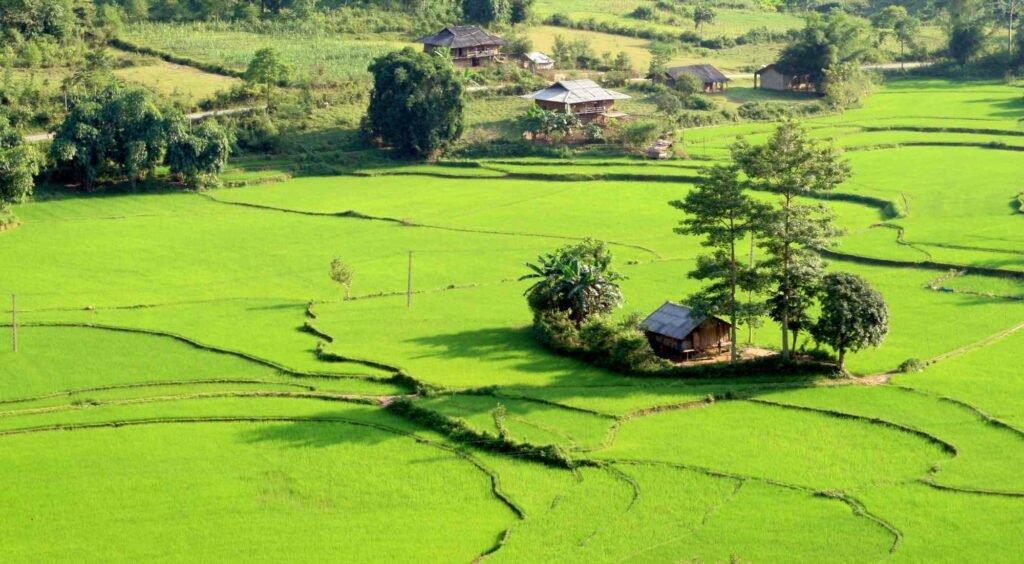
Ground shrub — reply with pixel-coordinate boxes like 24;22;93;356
533;310;582;352
601;71;631;88
629;5;656;20
230;112;280;153
671;72;704;96
898;358;927;373
616;120;663;149
737;101;795;121
682;94;716;110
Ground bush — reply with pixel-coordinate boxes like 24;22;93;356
537;311;670;373
534;310;581;352
616;120;663;149
898;358;927;373
601;70;632;88
230;112;281;153
682;94;716;110
671;72;704;96
737;101;795;121
629;6;656;20
532;310;834;378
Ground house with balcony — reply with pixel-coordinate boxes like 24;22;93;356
414;25;505;68
521;79;631;124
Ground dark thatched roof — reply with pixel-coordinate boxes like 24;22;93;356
414;26;505;49
641;302;730;340
665;64;731;84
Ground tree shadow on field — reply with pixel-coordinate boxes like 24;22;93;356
408;325;826;416
238;412;405;449
407;326;587;376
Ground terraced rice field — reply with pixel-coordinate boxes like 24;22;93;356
2;78;1024;560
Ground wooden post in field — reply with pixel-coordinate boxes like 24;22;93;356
407;251;413;308
11;294;17;353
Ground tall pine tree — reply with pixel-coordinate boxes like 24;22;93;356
732;120;850;358
672;165;769;363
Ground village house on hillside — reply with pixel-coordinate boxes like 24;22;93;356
414;25;505;68
754;63;813;91
641;302;733;360
665;64;731;92
521;79;630;124
522;51;555;71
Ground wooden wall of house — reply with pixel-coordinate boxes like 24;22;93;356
758;68;788;91
691;320;732;351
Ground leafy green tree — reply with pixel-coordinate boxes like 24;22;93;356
948;22;986;64
51;87;168;189
672;165;770;363
0;0;80;40
61;48;116;109
671;72;704;96
999;0;1022;56
777;12;871;90
165;118;232;189
365;47;465;157
893;13;921;68
822;61;875;109
329;257;355;300
521;239;625;324
612;50;632;71
0;115;39;210
693;4;716;41
732;120;850;359
244;47;290;112
811;272;889;372
509;0;533;24
462;0;509;25
871;5;908;43
647;42;675;77
521;104;581;138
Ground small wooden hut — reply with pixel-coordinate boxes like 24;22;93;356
664;64;731;92
754;64;813;91
641;302;733;360
414;26;505;68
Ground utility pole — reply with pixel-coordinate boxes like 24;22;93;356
11;294;17;353
407;251;413;308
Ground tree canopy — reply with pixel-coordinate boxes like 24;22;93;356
521;239;625;324
51;87;168;189
365;47;465;157
777;12;872;89
0;114;40;210
732;120;850;358
165;117;233;189
672;165;769;362
811;272;889;371
244;47;291;111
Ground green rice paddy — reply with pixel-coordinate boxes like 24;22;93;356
2;78;1024;560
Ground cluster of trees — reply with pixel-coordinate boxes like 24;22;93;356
943;0;1023;64
50;86;232;189
462;0;533;25
775;12;880;108
629;1;716;40
519;240;675;373
550;35;633;73
674;120;888;371
0;115;40;215
364;47;465;157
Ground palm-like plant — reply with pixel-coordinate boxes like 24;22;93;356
521;240;625;323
